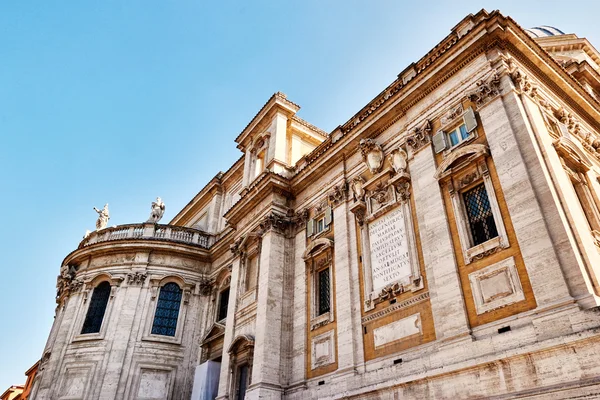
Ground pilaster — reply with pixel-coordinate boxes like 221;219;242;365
216;257;242;400
411;145;471;340
476;79;572;307
332;196;364;374
245;218;288;400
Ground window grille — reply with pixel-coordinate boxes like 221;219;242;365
317;269;331;316
463;183;499;246
217;287;230;321
81;281;111;334
151;282;182;337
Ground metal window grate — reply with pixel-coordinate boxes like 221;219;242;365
318;269;331;316
151;282;182;337
463;183;498;246
217;287;230;321
81;281;111;334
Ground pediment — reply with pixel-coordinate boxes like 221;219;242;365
200;322;226;345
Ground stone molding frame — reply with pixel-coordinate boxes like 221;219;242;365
435;144;509;264
310;329;336;370
72;274;123;343
468;256;525;315
142;275;194;345
227;335;255;400
303;238;335;331
350;140;423;311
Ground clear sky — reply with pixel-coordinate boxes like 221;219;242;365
1;0;599;390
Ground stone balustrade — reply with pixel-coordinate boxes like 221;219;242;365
79;223;213;249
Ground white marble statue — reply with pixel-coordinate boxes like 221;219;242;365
93;204;110;231
147;197;165;223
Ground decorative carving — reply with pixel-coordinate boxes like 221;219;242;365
198;276;214;296
93;203;110;231
327;184;348;207
374;282;404;304
230;237;243;257
350;176;366;202
387;148;408;175
458;171;480;189
349;201;367;226
147;197;165;223
395;182;411;203
258;213;291;235
56;265;83;302
406;120;432;152
468;72;501;107
440;103;464;126
509;67;537;97
371;182;391;207
472;246;502;261
359;138;385;174
126;272;147;286
289;208;309;229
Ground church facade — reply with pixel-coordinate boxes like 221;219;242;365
30;9;600;400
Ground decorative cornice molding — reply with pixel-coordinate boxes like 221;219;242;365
362;291;430;323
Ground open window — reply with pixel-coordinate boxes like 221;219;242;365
433;106;478;153
307;206;333;238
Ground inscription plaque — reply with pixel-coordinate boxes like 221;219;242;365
367;207;411;292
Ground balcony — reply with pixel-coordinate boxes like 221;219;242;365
78;223;214;249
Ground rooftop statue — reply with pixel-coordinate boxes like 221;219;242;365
147;197;165;223
93;203;110;231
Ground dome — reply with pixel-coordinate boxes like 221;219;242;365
526;26;565;38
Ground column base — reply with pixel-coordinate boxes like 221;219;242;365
245;382;284;400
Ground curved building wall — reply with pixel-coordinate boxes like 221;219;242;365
31;235;212;400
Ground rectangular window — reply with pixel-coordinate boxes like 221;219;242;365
449;124;470;147
317;268;331;316
463;183;499;246
217;288;230;321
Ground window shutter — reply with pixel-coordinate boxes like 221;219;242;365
432;130;447;154
307;219;314;237
463;107;478;132
324;206;333;227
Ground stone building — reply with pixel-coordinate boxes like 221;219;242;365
29;9;600;400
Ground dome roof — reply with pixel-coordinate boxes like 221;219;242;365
525;26;565;38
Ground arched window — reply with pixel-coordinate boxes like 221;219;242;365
81;281;111;334
151;282;183;337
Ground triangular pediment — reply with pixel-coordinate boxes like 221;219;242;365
200;322;226;345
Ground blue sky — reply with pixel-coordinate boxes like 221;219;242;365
1;0;599;390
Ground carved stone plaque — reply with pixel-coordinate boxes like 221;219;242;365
368;207;411;292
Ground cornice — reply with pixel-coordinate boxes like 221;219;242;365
235;92;300;148
62;239;211;267
223;171;293;227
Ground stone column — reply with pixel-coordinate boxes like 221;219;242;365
216;257;241;400
246;219;288;400
332;197;364;376
477;81;572;307
289;228;307;387
97;284;139;400
519;93;598;305
411;145;471;341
